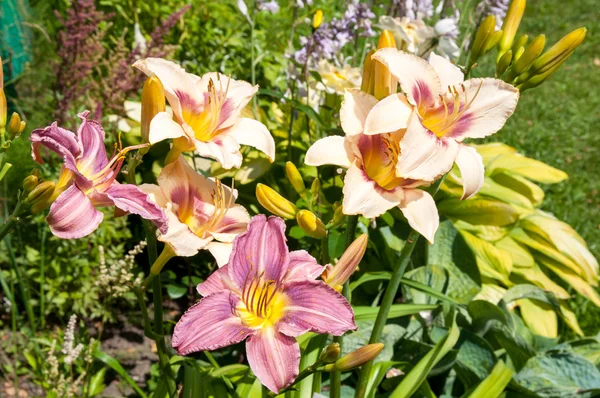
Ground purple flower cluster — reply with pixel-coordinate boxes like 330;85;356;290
291;1;375;68
393;0;435;20
476;0;510;27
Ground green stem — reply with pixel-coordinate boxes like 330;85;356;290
287;87;297;163
141;245;175;291
0;199;26;243
320;236;329;265
354;179;445;398
330;215;359;398
5;235;35;331
39;227;47;329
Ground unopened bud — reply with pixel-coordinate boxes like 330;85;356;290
313;10;323;29
496;50;512;77
296;210;327;239
0;89;6;129
310;178;321;204
511;34;528;54
498;0;526;59
18;121;26;134
531;27;586;75
513;46;525;62
484;30;503;53
25;181;55;206
332;204;345;226
513;34;545;75
319;343;341;364
141;76;166;150
22;175;39;194
322;234;368;289
374;30;397;100
256;183;298;219
360;50;376;95
323;344;384;372
7;113;22;137
285;161;306;198
469;15;496;66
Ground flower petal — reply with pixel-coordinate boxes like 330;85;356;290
342;162;403;219
396;117;459;181
428;53;464;89
340;89;378;136
206;241;234;268
286;250;324;281
75;111;108;176
449;78;519;141
246;327;299;393
196;264;237;296
194;135;243;170
305;136;353;168
226;118;275;162
228;215;290;289
398;188;439;244
278;280;356;337
46;185;103;239
149;112;188;145
158;203;211;257
133;58;202;121
210;204;250;243
30;123;81;173
103;183;168;234
138;183;168;207
363;94;413;135
455;144;485;199
372;48;441;107
172;291;254;355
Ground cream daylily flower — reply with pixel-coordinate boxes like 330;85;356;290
371;49;519;199
133;58;275;169
140;156;250;266
377;16;435;55
305;89;439;243
313;59;362;95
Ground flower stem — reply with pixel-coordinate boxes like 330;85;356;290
141;245;175;291
353;180;445;398
39;227;47;329
0;198;26;243
330;215;359;398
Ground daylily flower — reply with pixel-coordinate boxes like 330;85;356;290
313;59;362;95
140;156;250;266
371;49;519;199
172;215;356;393
30;111;167;239
305;89;439;243
133;58;275;169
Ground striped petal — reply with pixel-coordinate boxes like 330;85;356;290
103;183;168;234
75;111;108;176
398;188;439;244
46;185;103;239
286;250;324;281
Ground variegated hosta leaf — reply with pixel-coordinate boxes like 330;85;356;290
517;298;558;338
459;230;513;286
438;198;520;226
486;152;568;184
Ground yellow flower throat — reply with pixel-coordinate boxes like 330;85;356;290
237;274;287;329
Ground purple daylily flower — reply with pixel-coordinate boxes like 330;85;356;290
172;215;357;393
30;111;167;239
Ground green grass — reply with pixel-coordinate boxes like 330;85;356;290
480;0;600;332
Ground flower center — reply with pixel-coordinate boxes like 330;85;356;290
237;274;287;329
182;76;232;142
360;134;404;190
181;179;233;238
420;83;482;138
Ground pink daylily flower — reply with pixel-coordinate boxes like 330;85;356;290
172;215;356;393
306;89;439;243
140;156;250;266
133;58;276;169
370;49;519;199
30;111;167;239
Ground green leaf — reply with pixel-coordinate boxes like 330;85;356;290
89;368;107;397
0;162;12;182
465;360;513;398
181;365;204;398
94;349;148;398
353;304;439;321
478;177;534;209
167;283;187;299
328;229;346;259
455;330;497;388
514;352;600;397
401;276;458;305
258;89;324;125
210;364;249;379
365;361;406;398
350;271;391;292
403;265;449;305
438;198;520;226
390;310;460;398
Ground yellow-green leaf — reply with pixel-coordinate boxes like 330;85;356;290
487;153;568;184
466;360;514;398
472;143;518;166
492;172;545;206
454;220;508;242
539;256;600;307
438;199;520;226
559;303;584;336
460;230;513;285
517;298;558;338
511;263;570;299
479;177;534;209
495;236;534;267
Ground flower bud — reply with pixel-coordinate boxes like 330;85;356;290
496;50;512;77
141;76;166;150
0;89;6;130
484;30;503;53
19;120;26;134
25;181;55;206
468;15;496;67
22;175;39;194
531;27;586;75
7;113;22;137
331;204;345;226
498;0;526;59
322;234;368;291
511;34;528;54
323;344;384;372
374;30;397;100
313;10;323;29
296;210;327;239
256;183;298;219
319;343;341;364
360;50;376;95
310;178;321;204
285;161;306;198
509;34;545;79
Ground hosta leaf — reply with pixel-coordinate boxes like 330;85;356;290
472;143;518;166
487;153;568;184
492;172;545;207
478;177;534;209
438;198;519;226
495;236;534;268
510;263;569;299
465;360;513;398
514;352;600;397
454;330;497;387
454;220;508;242
459;230;513;285
538;256;600;307
403;265;449;305
517;299;558;338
